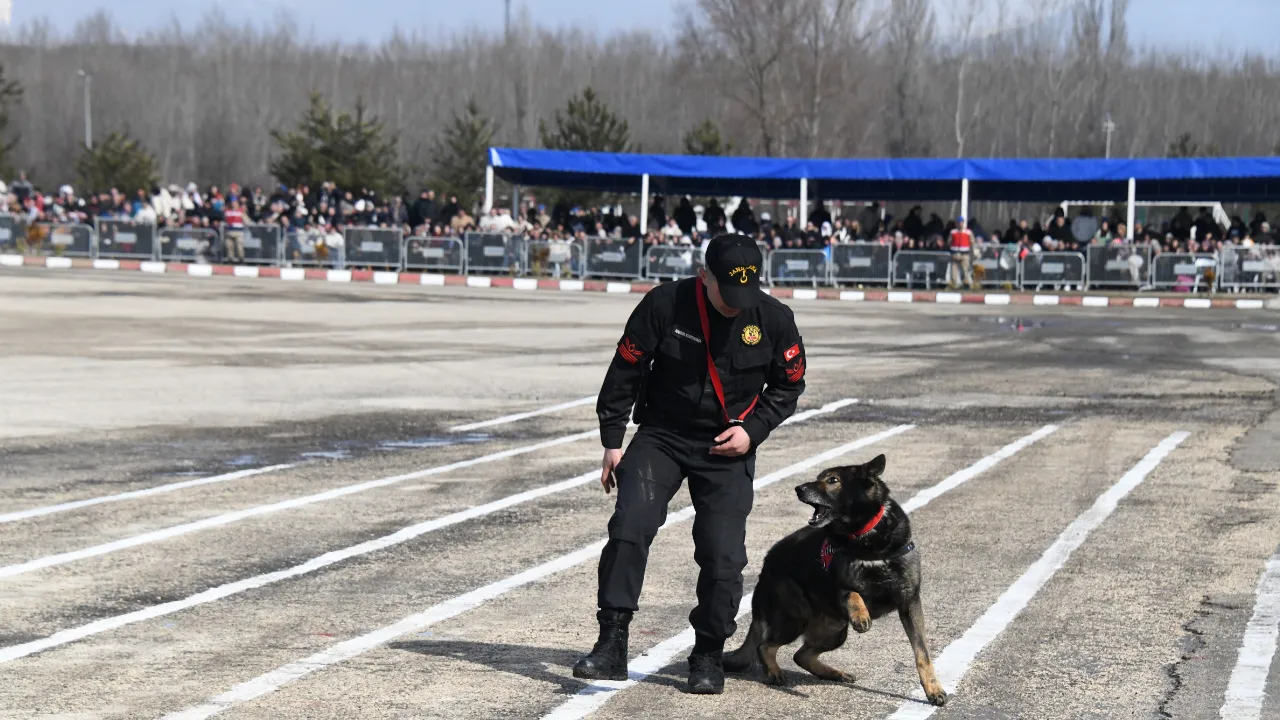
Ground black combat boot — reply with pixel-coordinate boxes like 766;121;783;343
687;634;725;694
572;609;632;681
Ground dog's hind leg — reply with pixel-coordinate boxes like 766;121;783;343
899;596;948;707
794;616;854;683
845;591;872;633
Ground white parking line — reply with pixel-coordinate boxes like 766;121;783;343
1220;547;1280;720
887;430;1190;719
449;396;597;432
0;465;296;526
0;431;598;580
0;400;856;665
161;423;914;719
543;424;1060;720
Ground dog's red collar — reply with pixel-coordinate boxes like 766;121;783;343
849;505;886;539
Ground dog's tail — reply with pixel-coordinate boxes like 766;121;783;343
723;619;765;673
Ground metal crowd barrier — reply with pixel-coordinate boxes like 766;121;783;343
769;249;829;286
1020;252;1086;290
892;250;950;289
236;224;285;265
1086;243;1152;289
831;243;891;285
645;244;702;281
973;244;1020;287
466;232;525;275
343;227;403;269
526;239;583;278
1151;252;1216;292
284;229;329;267
160;227;219;262
95;218;158;260
19;223;93;258
1217;243;1280;293
0;213;26;253
585;237;643;279
405;236;465;274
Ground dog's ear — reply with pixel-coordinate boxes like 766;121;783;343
864;454;886;479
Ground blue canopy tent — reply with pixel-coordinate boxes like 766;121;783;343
485;147;1280;238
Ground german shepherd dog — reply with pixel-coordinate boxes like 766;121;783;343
723;454;948;706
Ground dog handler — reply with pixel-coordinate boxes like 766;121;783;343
573;233;806;694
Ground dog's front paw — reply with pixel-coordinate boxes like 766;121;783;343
926;687;949;706
763;669;790;687
850;613;872;633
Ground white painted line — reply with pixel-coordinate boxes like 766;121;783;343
92;258;120;270
140;261;166;273
372;271;399;285
839;290;865;302
1219;547;1280;720
0;253;22;267
935;292;962;304
1032;294;1060;306
326;269;352;283
888;291;914;303
163;421;912;719
46;256;74;269
187;264;214;277
1184;298;1211;309
1;401;855;665
466;275;492;288
1082;295;1109;307
544;424;1058;720
279;268;305;281
888;430;1191;719
513;278;539;291
792;288;818;300
420;273;446;286
606;282;632;294
984;294;1010;305
449;396;597;432
1133;297;1160;308
0;431;599;580
560;280;585;292
1237;299;1265;310
0;465;295;526
233;266;259;278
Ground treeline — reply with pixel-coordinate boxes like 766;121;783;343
1;0;1279;194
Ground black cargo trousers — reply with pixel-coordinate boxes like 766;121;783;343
596;424;755;641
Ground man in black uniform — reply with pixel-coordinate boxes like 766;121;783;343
573;234;806;694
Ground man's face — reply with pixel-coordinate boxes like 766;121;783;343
700;269;741;318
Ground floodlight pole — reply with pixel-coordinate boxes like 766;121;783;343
960;178;970;225
1126;178;1136;240
77;69;93;149
1104;114;1116;160
799;178;808;227
483;165;494;214
639;173;650;234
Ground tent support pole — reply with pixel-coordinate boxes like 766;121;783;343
799;178;809;227
640;173;650;235
1126;178;1136;239
483;166;494;214
960;178;970;223
511;184;521;217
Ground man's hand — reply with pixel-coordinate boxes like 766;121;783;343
601;448;623;493
710;426;752;457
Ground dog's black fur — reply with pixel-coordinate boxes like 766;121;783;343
724;454;947;706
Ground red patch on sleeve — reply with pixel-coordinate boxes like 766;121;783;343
784;344;801;362
786;358;805;383
618;337;644;364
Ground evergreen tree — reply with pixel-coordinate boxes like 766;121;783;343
539;87;631;153
75;131;159;193
0;65;23;179
682;118;732;156
270;92;404;195
432;98;497;211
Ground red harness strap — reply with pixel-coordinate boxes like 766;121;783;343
695;277;758;425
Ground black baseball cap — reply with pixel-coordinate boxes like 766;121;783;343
704;233;764;308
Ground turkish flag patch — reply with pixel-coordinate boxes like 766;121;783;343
618;337;644;364
786;358;805;382
784;344;801;362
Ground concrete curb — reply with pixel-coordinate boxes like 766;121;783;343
2;253;1273;311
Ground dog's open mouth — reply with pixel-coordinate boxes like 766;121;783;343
806;503;836;528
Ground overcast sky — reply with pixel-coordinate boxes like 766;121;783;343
7;0;1280;57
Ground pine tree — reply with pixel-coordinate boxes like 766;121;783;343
432;98;497;211
539;87;631;153
0;65;23;179
270;92;405;196
683;118;732;156
75;131;159;194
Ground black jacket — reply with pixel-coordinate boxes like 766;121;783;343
597;278;806;450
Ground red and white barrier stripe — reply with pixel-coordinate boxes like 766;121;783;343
2;254;1274;311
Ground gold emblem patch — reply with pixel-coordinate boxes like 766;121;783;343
741;325;762;345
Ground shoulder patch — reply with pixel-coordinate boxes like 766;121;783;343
786;358;805;382
618;337;645;364
784;344;801;362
